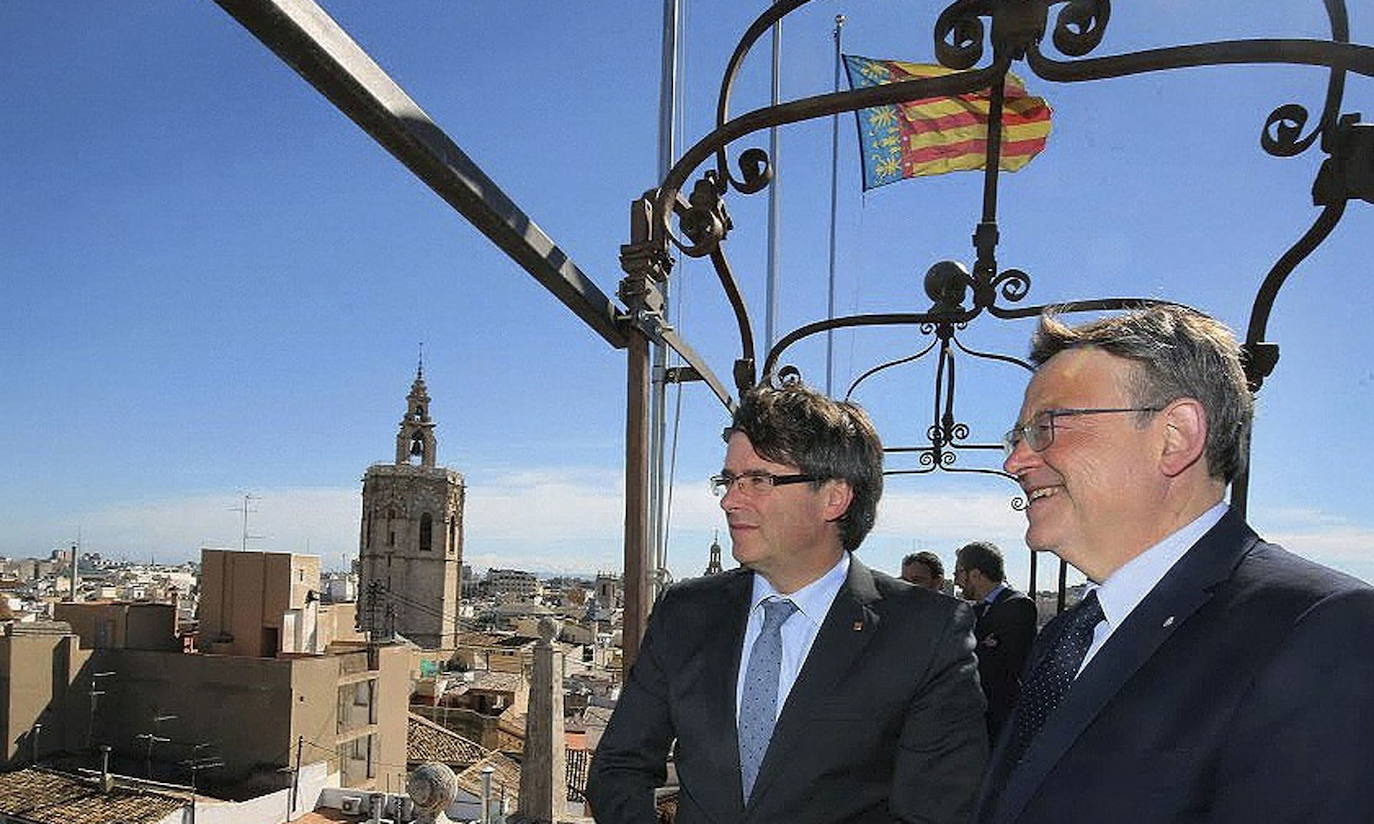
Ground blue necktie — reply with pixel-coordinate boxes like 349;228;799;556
738;598;798;801
1006;589;1104;767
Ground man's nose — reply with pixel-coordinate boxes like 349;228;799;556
1003;436;1038;478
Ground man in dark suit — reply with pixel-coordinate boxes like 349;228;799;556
953;541;1037;740
588;384;986;824
976;306;1374;823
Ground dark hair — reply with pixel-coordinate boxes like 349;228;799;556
1030;305;1253;483
956;541;1005;583
724;383;883;551
902;551;944;579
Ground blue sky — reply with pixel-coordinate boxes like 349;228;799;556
2;1;1371;587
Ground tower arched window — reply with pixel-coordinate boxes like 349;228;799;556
448;518;456;555
420;513;433;552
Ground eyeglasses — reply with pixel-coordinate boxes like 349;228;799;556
709;470;817;497
1003;407;1161;456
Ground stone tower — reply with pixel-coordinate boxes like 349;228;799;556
704;530;724;576
358;366;464;649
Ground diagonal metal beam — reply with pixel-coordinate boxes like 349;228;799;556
211;0;628;349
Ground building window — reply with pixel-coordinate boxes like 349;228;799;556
419;513;433;552
448;518;456;555
388;530;395;546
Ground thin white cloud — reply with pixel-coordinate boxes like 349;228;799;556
16;474;1371;586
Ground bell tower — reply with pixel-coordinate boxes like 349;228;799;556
395;363;437;467
358;362;464;649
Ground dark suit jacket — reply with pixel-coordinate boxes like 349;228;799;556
975;509;1374;824
973;587;1037;739
587;556;987;824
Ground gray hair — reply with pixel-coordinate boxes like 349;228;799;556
1030;305;1253;483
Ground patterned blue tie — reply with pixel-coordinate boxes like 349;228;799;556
1006;589;1104;767
738;598;798;801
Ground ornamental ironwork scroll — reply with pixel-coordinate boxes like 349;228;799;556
623;0;1374;516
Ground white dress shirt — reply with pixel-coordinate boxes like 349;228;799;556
735;552;850;722
1076;502;1229;676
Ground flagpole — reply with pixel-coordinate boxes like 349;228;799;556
765;0;782;357
825;14;845;397
650;0;680;600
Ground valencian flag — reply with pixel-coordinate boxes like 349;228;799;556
843;55;1052;190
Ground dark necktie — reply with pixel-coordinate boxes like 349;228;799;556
738;598;798;801
1005;590;1104;767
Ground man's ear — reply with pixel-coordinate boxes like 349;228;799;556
823;480;855;522
1159;398;1208;477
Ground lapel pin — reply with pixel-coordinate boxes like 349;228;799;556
852;621;864;631
1162;616;1175;628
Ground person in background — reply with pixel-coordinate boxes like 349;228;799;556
954;541;1037;739
900;550;948;593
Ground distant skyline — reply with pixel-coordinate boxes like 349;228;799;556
3;2;1372;588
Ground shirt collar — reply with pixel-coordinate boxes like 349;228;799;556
1092;502;1228;631
982;583;1008;605
749;552;850;626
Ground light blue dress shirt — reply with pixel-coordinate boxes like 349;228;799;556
1076;501;1228;676
735;552;850;723
981;582;1008;607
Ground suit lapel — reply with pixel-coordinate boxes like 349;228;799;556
745;556;881;810
697;570;754;816
992;511;1257;823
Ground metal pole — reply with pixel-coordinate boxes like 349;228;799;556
480;765;495;824
764;0;783;352
649;0;681;601
1056;557;1068;613
623;329;652;670
290;735;303;815
825;15;845;395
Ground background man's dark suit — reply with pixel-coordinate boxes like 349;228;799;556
975;510;1374;824
972;587;1037;738
587;557;987;824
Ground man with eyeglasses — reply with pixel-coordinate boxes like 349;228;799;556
588;383;987;824
974;306;1374;824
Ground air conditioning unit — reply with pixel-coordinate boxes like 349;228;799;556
339;796;365;814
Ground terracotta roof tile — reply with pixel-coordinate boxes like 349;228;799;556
454;752;522;798
407;713;486;768
0;768;184;824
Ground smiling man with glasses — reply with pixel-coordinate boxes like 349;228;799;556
589;383;987;824
974;306;1374;824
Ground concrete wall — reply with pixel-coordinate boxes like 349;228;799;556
200;550;320;658
0;632;90;766
90;649;299;785
55;602;178;651
374;644;410;795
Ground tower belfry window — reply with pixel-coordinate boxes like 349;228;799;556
420;513;433;552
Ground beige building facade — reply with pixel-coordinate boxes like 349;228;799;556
0;622;91;767
53;602;179;652
199;548;321;657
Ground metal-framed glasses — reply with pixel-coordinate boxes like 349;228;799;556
709;471;817;497
1002;407;1161;456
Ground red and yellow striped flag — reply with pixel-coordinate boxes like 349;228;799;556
843;56;1052;189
